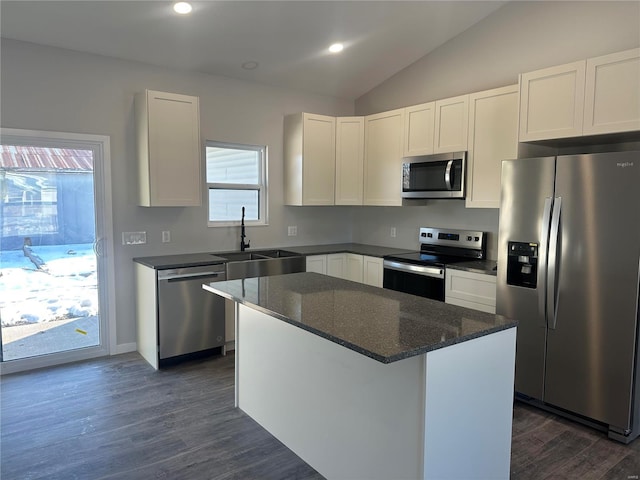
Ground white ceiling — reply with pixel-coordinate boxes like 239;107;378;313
0;1;506;100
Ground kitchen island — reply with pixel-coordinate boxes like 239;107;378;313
204;272;517;480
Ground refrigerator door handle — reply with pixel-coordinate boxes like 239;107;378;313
547;196;562;329
538;197;553;323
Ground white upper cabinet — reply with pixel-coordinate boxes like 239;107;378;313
136;89;202;207
519;60;586;141
583;48;640;135
403;102;435;156
434;94;469;153
466;85;519;209
363;108;405;206
520;49;640;141
335;117;365;205
284;113;336;206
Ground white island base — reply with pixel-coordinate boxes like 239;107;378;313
235;304;516;480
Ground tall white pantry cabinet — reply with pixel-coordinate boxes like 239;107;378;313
135;89;202;207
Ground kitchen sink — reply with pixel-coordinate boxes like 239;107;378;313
216;249;300;262
250;249;300;258
217;249;305;280
215;252;270;261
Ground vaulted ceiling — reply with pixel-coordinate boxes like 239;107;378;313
0;1;506;100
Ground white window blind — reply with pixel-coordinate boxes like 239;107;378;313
206;142;267;225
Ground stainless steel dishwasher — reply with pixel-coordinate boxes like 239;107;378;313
157;263;226;362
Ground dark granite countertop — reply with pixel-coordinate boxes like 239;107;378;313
134;243;415;269
284;243;415;258
203;272;516;364
446;259;497;276
133;253;227;269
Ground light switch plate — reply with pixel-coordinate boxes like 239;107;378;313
288;226;297;236
122;231;147;245
390;227;397;238
162;231;171;243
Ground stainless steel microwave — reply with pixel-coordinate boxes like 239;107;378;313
402;151;466;199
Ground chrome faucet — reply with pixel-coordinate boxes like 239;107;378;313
240;206;250;251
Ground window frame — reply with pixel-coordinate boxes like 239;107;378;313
205;140;268;227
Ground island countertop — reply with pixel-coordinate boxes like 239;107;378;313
204;272;516;364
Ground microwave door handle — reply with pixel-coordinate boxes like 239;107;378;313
444;160;453;190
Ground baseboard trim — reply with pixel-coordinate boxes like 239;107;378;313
112;342;137;355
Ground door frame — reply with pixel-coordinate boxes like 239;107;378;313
0;128;116;374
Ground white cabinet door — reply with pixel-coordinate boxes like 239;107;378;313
306;255;327;275
136;90;201;207
284;113;336;205
445;269;496;314
345;253;364;283
363;108;405;206
434;94;469;153
519;61;586;141
466;85;519;209
327;253;347;279
362;256;383;288
583;48;640;135
403;102;435;156
335;117;364;205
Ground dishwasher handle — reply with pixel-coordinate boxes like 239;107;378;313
158;271;226;282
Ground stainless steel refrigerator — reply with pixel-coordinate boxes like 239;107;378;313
497;151;640;443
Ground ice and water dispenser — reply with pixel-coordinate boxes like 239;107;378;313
506;241;539;288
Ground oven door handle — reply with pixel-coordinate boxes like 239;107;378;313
383;260;444;279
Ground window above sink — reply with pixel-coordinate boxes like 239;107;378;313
206;140;268;228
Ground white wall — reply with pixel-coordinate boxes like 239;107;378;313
353;1;640;256
356;1;640;114
0;39;354;349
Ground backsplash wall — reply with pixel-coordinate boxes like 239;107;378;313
352;203;500;260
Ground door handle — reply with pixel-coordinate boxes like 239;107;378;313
538;197;552;324
93;238;104;257
547;197;562;329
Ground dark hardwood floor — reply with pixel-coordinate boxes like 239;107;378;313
1;352;638;479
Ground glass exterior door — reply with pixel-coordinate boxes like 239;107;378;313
0;144;100;362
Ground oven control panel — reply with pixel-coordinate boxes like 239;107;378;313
419;227;486;250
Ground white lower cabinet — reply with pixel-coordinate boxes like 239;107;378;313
346;253;364;283
306;253;383;287
362;256;383;288
327;253;347;278
445;269;496;314
306;255;327;274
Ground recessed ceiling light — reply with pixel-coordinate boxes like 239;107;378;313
173;2;192;14
328;43;344;54
242;61;259;70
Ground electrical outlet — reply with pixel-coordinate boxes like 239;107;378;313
288;226;297;236
390;227;397;238
122;231;147;245
162;231;171;243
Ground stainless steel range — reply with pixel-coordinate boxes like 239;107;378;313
383;227;487;301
